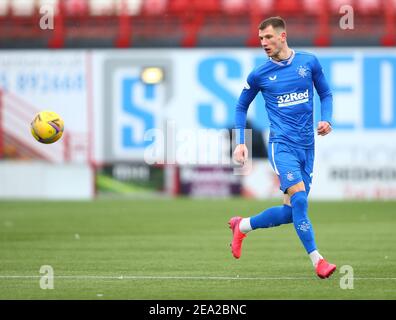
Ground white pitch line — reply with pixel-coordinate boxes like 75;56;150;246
0;275;312;280
0;275;395;281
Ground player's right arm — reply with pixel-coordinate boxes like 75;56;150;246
234;71;260;164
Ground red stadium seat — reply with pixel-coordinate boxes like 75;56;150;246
355;0;382;14
274;0;300;13
302;0;322;15
167;0;191;14
251;0;274;12
141;0;167;15
192;0;221;13
222;0;249;15
64;0;89;16
328;0;353;14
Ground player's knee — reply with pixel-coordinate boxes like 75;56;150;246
286;181;306;196
290;191;308;211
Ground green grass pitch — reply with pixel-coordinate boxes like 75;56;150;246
0;198;395;299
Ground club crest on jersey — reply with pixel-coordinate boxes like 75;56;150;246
297;65;309;78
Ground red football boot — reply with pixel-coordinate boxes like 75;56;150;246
316;259;337;279
228;216;246;259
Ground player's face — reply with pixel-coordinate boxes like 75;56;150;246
259;26;286;58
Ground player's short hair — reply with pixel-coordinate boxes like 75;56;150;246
258;16;286;31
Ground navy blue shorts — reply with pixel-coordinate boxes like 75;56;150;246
268;142;314;195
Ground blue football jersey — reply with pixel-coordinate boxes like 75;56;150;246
235;50;333;149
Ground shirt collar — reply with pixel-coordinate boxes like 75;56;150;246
269;49;295;66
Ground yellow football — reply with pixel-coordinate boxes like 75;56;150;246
30;111;64;144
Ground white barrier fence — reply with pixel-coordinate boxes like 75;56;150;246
0;161;94;199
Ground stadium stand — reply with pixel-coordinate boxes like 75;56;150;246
0;0;394;48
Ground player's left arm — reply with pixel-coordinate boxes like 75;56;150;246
312;55;333;136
